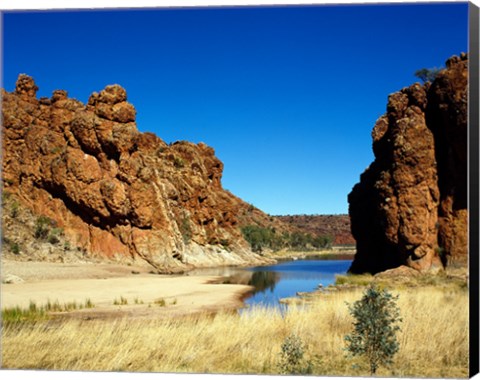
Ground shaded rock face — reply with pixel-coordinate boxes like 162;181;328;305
348;54;468;274
2;75;275;272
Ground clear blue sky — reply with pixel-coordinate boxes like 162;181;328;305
1;3;469;215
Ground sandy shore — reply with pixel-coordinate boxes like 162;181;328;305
1;259;253;319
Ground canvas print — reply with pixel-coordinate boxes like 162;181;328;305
0;1;476;378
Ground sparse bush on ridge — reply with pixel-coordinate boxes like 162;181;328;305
414;67;442;83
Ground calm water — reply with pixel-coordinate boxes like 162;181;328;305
244;259;352;308
189;258;352;308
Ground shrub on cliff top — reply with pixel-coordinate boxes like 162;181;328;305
414;67;442;83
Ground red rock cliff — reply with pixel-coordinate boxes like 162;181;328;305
2;75;278;272
348;54;468;274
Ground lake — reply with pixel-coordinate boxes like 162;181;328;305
189;258;352;308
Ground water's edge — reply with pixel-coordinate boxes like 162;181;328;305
191;258;352;309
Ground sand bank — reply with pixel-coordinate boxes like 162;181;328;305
1;259;253;319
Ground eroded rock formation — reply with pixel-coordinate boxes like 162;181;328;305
348;54;468;274
2;75;278;272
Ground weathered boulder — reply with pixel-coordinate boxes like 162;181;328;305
348;54;468;274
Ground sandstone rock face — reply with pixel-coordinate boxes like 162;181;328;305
348;54;468;274
2;75;276;272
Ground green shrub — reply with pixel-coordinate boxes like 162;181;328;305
10;242;20;255
10;201;20;218
35;216;53;240
345;284;402;375
414;67;442;83
278;333;311;374
173;156;185;168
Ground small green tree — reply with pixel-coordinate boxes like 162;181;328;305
345;284;402;375
414;67;442;83
241;225;276;252
278;333;311;375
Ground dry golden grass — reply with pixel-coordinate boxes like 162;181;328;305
1;286;468;377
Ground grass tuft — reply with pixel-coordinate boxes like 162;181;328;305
114;296;128;306
2;298;97;324
155;298;166;307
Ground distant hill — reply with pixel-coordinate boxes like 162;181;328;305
274;214;355;246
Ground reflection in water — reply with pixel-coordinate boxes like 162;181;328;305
243;259;352;308
187;259;352;309
248;271;280;295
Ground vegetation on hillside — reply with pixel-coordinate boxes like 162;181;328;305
274;214;355;246
1;189;79;260
241;224;332;253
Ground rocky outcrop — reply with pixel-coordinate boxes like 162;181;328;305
2;75;279;272
348;54;468;274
